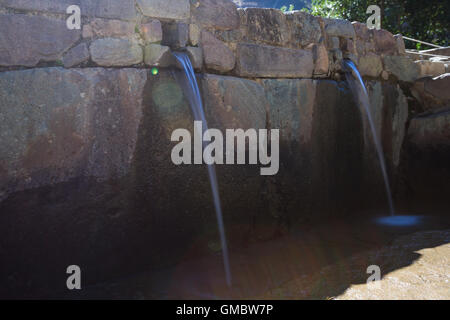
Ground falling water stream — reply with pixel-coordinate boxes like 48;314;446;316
172;52;232;287
344;60;395;216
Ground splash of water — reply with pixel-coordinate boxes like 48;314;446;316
344;60;395;216
172;52;232;287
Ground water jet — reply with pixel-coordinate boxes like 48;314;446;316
172;52;232;287
343;59;395;216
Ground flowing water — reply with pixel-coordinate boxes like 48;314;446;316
344;60;395;216
172;52;232;286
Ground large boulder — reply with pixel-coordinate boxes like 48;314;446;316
90;38;143;66
0;67;146;197
137;0;190;20
240;8;289;46
201;31;236;72
324;18;356;39
358;54;383;78
0;14;80;67
285;11;322;48
236;43;314;78
191;0;240;30
3;0;138;20
383;56;420;82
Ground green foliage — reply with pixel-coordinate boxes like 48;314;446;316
280;4;295;12
309;0;449;49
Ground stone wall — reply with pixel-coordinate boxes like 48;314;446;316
0;0;445;81
0;0;448;298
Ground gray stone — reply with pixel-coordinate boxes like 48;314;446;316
201;74;268;130
261;79;316;144
2;0;75;14
241;8;289;46
371;29;397;55
415;60;446;78
201;31;235;72
141;20;163;44
411;73;450;112
191;0;240;30
358;54;383;78
352;21;369;41
186;47;203;71
0;67;146;195
189;24;201;46
0;14;80;67
324;18;356;39
383;56;420;82
327;36;340;50
394;34;406;55
90;38;143;66
81;0;137;20
285;11;322;48
137;0;190;20
161;22;189;49
62;43;90;68
312;44;329;76
236;43;314;78
86;19;136;38
3;0;138;20
144;44;173;67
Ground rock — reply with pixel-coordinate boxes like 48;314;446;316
341;38;356;55
324;18;356;39
285;11;322;48
371;29;397;55
236;43;314;78
2;0;75;14
312;44;329;76
81;0;137;20
358;54;383;78
189;24;201;46
201;31;235;72
62;43;90;68
411;73;450;112
137;0;190;20
383;56;420;82
415;60;446;78
191;0;239;30
352;21;369;41
201;74;268;130
403;112;450;210
394;34;406;55
82;25;94;38
240;8;289;46
141;20;163;44
261;79;316;144
0;67;146;194
213;29;242;43
144;44;173;67
161;22;189;49
86;18;136;38
7;0;139;21
186;47;203;71
327;36;340;50
0;14;80;67
90;38;143;66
